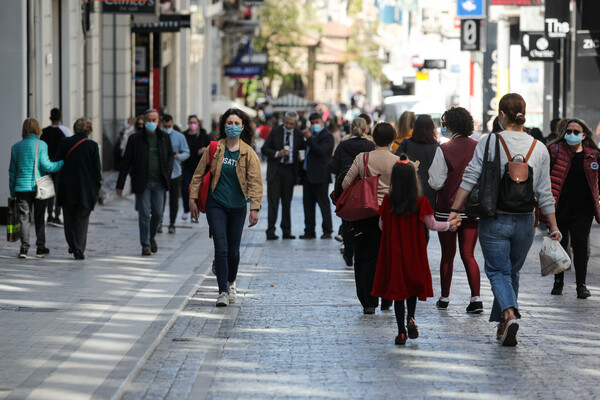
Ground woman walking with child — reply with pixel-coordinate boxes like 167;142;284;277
373;154;459;345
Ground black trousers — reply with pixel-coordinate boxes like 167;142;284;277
16;191;47;251
555;214;594;285
267;165;295;236
342;220;355;260
353;216;381;309
161;175;182;226
63;204;91;253
46;173;61;219
302;181;333;235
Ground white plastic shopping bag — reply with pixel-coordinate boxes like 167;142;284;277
539;236;571;277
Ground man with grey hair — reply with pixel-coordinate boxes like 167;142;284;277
116;109;174;255
261;110;305;240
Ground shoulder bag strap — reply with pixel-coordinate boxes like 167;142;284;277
34;139;39;180
66;138;89;159
208;141;218;168
497;134;513;160
363;152;370;178
523;139;537;162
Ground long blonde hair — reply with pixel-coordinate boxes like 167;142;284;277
396;111;415;140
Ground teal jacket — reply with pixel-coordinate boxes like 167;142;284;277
9;134;64;197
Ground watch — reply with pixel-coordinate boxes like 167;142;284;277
449;208;460;213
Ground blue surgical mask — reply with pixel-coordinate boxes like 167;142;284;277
312;124;323;133
164;127;173;134
284;127;293;134
145;122;157;132
441;127;451;138
565;133;583;145
225;125;242;139
497;118;505;131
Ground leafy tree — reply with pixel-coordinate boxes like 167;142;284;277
347;19;383;78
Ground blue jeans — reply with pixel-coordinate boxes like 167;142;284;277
135;181;165;248
205;192;247;293
478;213;535;323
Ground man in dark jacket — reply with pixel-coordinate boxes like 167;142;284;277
116;109;174;255
261;111;305;240
300;112;334;239
41;108;68;227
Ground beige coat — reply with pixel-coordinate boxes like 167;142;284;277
190;139;263;210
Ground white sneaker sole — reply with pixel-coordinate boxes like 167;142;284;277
501;319;519;346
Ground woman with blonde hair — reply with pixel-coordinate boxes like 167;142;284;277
392;111;416;153
9;118;64;258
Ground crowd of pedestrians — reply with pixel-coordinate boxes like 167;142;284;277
8;93;600;350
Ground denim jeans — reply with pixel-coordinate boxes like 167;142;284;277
135;181;165;248
205;192;247;293
478;213;535;323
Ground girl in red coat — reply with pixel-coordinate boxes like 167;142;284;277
373;154;459;345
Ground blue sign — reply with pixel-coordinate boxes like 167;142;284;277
224;64;262;78
456;0;484;18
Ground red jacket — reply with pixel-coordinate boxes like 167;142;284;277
548;142;600;224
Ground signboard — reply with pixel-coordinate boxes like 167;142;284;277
241;0;264;5
521;32;560;61
101;0;157;14
544;1;570;39
423;59;447;69
461;19;481;51
224;64;263;78
576;30;600;57
456;0;484;19
490;0;541;5
482;22;497;133
131;14;191;33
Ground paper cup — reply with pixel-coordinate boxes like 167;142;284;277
299;149;305;161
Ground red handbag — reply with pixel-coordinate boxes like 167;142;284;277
191;141;218;214
335;152;380;221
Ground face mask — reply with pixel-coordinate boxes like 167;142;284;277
497;117;505;131
145;122;157;132
225;125;242;139
164;127;173;134
188;123;198;131
284;127;293;134
312;124;323;133
441;127;452;138
565;133;583;145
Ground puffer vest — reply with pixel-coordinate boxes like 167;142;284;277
549;142;600;223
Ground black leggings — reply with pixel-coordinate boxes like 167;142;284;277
395;296;417;334
554;214;593;285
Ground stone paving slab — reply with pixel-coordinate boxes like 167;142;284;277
120;186;600;400
0;195;213;400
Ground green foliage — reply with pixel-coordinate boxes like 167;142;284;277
347;0;363;17
347;20;383;78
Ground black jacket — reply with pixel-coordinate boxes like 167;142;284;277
304;129;334;184
330;137;376;191
182;128;211;173
261;125;305;182
55;134;102;210
396;138;439;208
41;126;66;162
117;129;174;193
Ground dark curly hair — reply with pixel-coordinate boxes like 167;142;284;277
442;107;474;137
217;108;254;146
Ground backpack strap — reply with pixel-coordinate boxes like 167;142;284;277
497;134;513;160
524;139;537;162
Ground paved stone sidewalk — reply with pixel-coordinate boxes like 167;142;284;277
0;195;214;400
120;186;600;400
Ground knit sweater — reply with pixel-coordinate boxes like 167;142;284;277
460;131;555;216
342;149;399;206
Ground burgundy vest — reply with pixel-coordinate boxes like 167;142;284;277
549;142;600;223
434;136;478;218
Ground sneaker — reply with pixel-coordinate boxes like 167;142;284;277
466;301;484;314
168;225;176;234
141;247;152;256
53;217;63;227
191;218;199;224
182;212;189;221
500;315;519;346
211;260;216;275
73;249;85;260
36;247;50;258
321;233;332;239
407;317;419;339
216;292;229;307
334;234;343;242
150;238;158;253
363;307;376;315
395;333;407;345
577;284;591;299
18;249;27;259
343;254;353;267
436;299;449;310
266;234;279;240
551;281;563;295
228;282;237;303
157;226;163;234
299;233;316;239
496;323;505;340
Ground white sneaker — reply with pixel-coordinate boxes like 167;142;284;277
182;212;189;221
228;282;237;303
216;292;229;307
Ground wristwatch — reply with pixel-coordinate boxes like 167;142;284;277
449;208;460;213
250;209;259;212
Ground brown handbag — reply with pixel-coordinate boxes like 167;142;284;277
335;153;380;221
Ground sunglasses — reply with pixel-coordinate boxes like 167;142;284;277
566;129;582;135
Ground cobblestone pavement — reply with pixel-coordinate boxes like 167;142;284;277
120;185;600;400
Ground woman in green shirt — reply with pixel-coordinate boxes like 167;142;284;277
189;109;263;307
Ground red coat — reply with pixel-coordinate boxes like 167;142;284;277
547;142;600;224
372;195;434;301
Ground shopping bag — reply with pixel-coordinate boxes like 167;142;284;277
335;153;380;221
7;197;21;242
539;236;571;277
